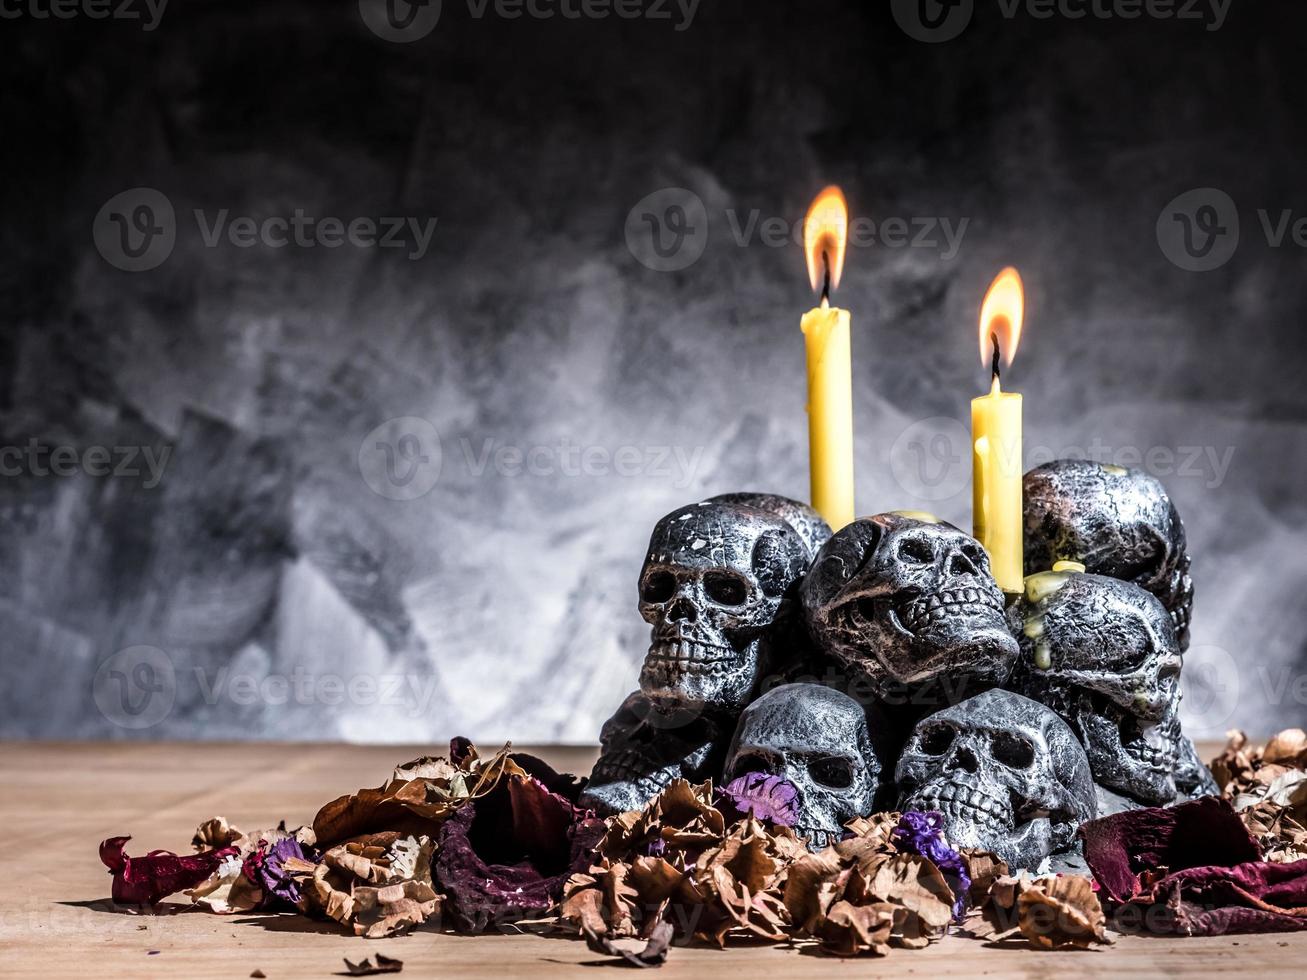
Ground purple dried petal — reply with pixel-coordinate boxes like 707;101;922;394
258;837;315;908
717;773;801;827
434;775;605;933
894;811;970;920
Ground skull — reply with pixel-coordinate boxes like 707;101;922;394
723;683;880;849
896;689;1096;870
580;691;727;815
1009;570;1184;805
708;493;833;559
800;514;1018;705
1024;460;1194;649
638;500;810;716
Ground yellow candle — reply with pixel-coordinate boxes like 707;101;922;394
971;268;1026;593
802;299;854;530
972;376;1023;592
801;186;854;531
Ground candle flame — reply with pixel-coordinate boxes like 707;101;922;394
979;267;1025;372
804;186;849;296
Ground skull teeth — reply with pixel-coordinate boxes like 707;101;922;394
646;640;736;671
796;826;843;848
897;588;1002;631
909;783;1012;828
1123;739;1172;769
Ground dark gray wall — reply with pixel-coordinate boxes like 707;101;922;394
2;0;1304;742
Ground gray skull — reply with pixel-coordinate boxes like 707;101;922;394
724;683;879;849
1024;460;1194;649
801;514;1018;705
897;689;1096;871
580;691;727;815
1009;570;1184;806
708;493;833;559
638;500;810;716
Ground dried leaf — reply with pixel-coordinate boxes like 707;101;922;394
813;900;895;956
584;919;674;968
343;953;403;975
1016;875;1109;949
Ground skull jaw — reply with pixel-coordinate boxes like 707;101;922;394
579;765;682;815
638;635;764;717
904;777;1059;870
583;724;722;815
832;610;1018;704
1080;712;1178;805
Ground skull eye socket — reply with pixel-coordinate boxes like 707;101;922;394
898;537;934;564
729;751;776;778
991;731;1036;769
704;571;749;606
641;571;676;604
808;756;855;789
919;724;955;755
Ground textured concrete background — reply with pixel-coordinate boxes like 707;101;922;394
2;0;1305;742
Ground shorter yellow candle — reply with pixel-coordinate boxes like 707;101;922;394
972;375;1023;592
971;267;1026;593
803;299;854;531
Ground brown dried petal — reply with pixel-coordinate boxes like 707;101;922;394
814;900;895;957
1016;875;1109;950
1264;729;1307;766
782;847;848;934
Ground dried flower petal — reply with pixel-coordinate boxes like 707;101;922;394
716;773;800;827
584;919;674;968
99;837;238;906
813;900;895;956
1015;875;1109;949
892;812;970;919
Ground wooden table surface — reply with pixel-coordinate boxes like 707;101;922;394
4;741;1305;979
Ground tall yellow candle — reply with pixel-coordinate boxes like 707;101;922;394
801;187;855;531
971;268;1026;593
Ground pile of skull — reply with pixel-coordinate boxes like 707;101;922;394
580;460;1218;872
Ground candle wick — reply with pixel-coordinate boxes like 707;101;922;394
820;250;832;306
990;331;1002;382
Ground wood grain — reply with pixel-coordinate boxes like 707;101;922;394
3;741;1303;979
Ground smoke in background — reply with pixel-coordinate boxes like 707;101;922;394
2;1;1305;742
